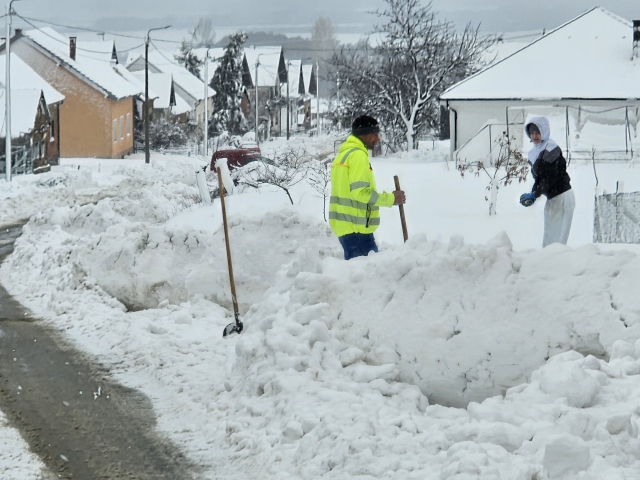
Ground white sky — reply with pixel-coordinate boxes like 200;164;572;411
9;0;640;45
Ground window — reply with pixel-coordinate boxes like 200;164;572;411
120;115;124;140
50;119;55;142
126;113;131;137
40;141;45;159
113;119;118;143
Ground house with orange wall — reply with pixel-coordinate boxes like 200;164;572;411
3;28;140;158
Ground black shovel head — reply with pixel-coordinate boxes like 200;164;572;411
223;320;243;337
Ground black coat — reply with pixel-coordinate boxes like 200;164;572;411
530;146;572;200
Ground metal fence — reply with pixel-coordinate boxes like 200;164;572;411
0;146;34;177
594;190;640;243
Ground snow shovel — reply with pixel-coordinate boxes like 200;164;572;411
217;167;243;337
394;175;409;242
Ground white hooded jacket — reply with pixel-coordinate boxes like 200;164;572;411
525;116;560;165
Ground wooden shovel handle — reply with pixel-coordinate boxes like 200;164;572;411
217;167;240;321
394;175;408;243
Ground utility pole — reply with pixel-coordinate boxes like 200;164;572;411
5;0;19;182
316;61;321;137
203;48;209;158
336;70;341;130
144;25;170;165
254;59;259;144
286;62;290;141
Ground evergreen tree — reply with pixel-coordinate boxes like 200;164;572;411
209;32;248;137
175;40;203;79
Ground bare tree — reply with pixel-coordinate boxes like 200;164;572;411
190;18;216;48
312;16;339;63
306;159;332;221
234;148;309;205
331;0;493;151
458;132;529;215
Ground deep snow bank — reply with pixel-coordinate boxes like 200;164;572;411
5;203;339;311
6;190;640;477
237;231;640;407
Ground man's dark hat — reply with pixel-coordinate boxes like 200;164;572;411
352;115;380;136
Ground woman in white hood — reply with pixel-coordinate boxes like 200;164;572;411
520;117;575;247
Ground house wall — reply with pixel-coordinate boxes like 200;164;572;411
13;39;134;158
245;86;281;138
46;102;61;165
111;97;135;157
445;99;640;161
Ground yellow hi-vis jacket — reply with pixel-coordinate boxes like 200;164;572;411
329;135;395;237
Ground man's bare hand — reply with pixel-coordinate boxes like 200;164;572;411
393;190;406;205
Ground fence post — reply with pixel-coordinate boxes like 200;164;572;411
616;181;625;242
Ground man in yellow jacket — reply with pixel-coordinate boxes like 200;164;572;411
330;115;406;260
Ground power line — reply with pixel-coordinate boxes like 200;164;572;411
15;13;182;44
14;14;144;61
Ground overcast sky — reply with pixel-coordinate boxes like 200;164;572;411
11;0;640;40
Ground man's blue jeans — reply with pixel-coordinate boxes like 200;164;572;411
338;233;378;260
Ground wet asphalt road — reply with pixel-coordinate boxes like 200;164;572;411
0;222;200;479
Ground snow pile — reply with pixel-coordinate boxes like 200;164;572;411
210;237;640;478
5;194;640;478
234;232;640;407
5;145;640;478
0;155;205;225
6;205;338;311
0;412;46;479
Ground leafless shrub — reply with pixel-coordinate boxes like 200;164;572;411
234;147;309;205
458;132;529;215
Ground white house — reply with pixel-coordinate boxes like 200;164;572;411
130;71;191;119
242;46;287;138
0;53;65;172
440;8;640;164
281;59;303;132
126;50;215;125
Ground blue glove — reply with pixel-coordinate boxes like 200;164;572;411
520;192;536;207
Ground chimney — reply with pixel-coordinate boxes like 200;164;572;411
69;36;77;61
14;28;22;36
634;20;640;59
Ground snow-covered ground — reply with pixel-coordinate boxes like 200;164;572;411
0;411;48;480
2;139;640;479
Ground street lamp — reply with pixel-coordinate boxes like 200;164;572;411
203;48;210;158
5;0;21;182
144;25;171;165
254;53;264;145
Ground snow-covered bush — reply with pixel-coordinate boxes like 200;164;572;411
149;116;189;149
233;147;309;204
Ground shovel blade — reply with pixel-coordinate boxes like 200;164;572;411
223;321;243;337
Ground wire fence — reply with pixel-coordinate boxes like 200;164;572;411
0;146;35;177
594;190;640;244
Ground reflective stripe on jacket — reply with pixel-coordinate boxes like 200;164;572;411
329;135;394;237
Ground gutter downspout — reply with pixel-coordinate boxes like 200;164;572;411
449;104;458;169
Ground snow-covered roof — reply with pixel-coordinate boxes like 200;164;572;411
127;50;214;101
130;71;191;115
281;59;302;97
0;89;46;136
0;53;64;104
441;8;640;101
244;46;284;87
22;28;139;100
301;64;315;94
76;40;118;63
111;64;149;97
